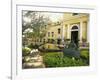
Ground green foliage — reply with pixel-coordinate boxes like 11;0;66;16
80;49;89;59
28;43;40;49
63;48;80;58
80;49;89;64
63;41;80;58
68;41;78;50
27;43;34;49
43;52;63;67
22;47;31;56
43;52;88;67
22;11;49;38
62;57;87;67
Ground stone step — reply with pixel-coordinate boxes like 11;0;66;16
23;62;45;68
23;55;45;68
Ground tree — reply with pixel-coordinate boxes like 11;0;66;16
22;11;50;46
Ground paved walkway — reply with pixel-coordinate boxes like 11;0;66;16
23;54;45;68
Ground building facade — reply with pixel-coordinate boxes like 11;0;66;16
43;13;89;47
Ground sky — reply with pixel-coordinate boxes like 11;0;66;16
41;12;63;22
23;11;63;23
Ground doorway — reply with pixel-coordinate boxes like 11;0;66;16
71;26;79;46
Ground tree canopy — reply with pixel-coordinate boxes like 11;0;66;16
22;11;50;37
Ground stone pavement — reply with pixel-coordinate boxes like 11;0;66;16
23;54;45;68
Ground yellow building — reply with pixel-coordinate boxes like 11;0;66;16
44;24;63;44
43;13;89;47
63;13;89;47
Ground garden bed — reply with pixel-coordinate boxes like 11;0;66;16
43;52;89;68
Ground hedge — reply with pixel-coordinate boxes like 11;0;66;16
43;52;88;67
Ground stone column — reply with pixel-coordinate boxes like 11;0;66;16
67;24;70;39
60;23;65;44
62;25;65;40
87;21;89;43
80;21;83;43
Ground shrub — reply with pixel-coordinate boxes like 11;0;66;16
80;49;89;59
62;57;87;67
33;44;39;49
28;43;39;49
80;49;89;64
43;52;63;67
63;41;80;58
68;41;78;50
27;43;34;49
22;47;31;56
43;52;88;67
63;48;80;58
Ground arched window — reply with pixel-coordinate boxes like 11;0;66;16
71;26;78;30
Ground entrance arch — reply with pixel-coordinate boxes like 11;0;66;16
71;26;79;46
